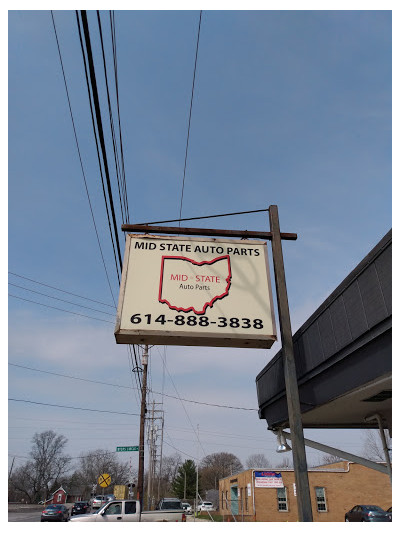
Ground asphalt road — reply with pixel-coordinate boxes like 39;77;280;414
8;511;43;522
8;504;76;522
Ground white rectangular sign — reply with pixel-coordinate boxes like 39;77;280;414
115;235;277;348
254;472;284;488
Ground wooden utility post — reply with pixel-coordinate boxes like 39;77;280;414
137;345;148;510
268;205;313;522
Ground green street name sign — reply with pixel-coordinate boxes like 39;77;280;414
116;446;139;452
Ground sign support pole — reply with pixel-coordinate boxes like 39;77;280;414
137;345;148;510
268;205;313;522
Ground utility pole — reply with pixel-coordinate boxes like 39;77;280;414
157;414;165;502
137;345;149;510
8;457;15;480
146;401;164;508
194;424;199;521
268;205;313;522
147;401;154;509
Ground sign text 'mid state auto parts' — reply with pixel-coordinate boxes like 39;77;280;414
114;235;277;349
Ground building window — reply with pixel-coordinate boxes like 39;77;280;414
315;487;327;512
277;487;288;511
57;493;62;503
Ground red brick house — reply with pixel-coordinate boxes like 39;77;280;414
44;486;67;505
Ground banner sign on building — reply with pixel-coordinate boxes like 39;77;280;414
254;471;284;488
115;235;277;349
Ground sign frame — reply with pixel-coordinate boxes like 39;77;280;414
115;234;277;349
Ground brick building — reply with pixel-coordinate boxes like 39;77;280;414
43;486;67;505
219;461;391;522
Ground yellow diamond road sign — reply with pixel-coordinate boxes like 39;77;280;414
98;473;111;488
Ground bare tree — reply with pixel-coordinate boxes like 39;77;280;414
10;462;39;503
9;430;71;503
157;453;182;498
74;449;132;497
319;454;344;465
361;429;392;462
275;456;293;469
200;452;243;490
246;453;271;469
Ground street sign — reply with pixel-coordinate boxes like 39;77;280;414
98;473;111;488
116;446;139;452
115;235;277;349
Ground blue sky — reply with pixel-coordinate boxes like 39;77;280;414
8;8;392;479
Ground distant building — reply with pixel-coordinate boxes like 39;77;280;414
66;489;85;503
44;486;67;505
219;462;391;522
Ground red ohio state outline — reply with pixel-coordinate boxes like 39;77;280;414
158;255;232;315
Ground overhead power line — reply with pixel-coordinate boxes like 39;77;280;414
9;398;140;417
163;437;197;460
8;282;115;316
9;362;257;411
50;11;117;307
75;11;122;285
136;209;269;226
178;10;203;224
9;294;115;324
9;271;115;308
96;10;128;226
78;10;123;272
109;10;130;223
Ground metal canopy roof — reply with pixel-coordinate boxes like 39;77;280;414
256;230;392;432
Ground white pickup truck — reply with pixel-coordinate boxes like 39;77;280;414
70;499;186;522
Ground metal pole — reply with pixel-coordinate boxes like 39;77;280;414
121;223;297;241
8;457;15;480
137;345;148;510
157;414;164;502
147;400;155;509
375;416;392;483
281;430;390;475
364;414;392;482
268;205;313;522
194;424;199;521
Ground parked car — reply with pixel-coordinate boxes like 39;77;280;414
345;505;391;522
105;494;116;502
182;502;192;514
41;504;70;522
387;507;392;520
91;495;109;509
197;501;215;512
71;501;89;515
155;498;183;510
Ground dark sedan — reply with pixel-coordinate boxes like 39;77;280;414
71;501;89;515
41;504;70;522
345;505;391;522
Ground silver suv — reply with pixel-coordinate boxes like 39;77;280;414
91;495;108;509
